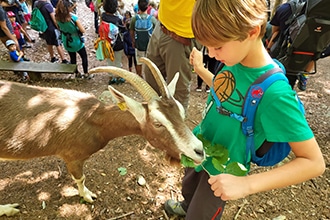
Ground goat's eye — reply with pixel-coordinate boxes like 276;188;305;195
153;121;163;128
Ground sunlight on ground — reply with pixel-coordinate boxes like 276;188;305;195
61;185;79;198
58;203;92;219
0;170;60;190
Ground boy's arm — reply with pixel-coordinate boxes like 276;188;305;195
208;137;325;201
190;47;214;86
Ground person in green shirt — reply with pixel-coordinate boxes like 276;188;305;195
164;0;325;219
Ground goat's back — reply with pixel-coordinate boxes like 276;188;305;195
0;80;108;160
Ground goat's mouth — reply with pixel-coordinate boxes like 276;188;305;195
180;153;204;166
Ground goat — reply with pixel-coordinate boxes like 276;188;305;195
0;58;204;216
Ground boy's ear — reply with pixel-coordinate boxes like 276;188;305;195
249;26;261;39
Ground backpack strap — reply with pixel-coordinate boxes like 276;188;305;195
242;68;288;165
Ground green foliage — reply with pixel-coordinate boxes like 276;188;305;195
180;154;196;168
180;134;247;176
117;167;127;175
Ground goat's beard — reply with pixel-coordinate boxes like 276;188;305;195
164;154;181;167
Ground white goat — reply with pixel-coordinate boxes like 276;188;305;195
0;58;204;216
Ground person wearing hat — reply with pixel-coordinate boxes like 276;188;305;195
6;39;30;81
7;10;33;50
0;0;19;50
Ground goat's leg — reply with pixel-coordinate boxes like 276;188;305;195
66;160;97;203
0;204;20;217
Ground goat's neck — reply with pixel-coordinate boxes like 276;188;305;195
95;105;142;141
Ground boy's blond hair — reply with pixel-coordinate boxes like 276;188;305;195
192;0;268;46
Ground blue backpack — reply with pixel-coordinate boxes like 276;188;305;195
134;14;153;51
211;60;305;167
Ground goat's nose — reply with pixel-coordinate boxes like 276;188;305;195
194;149;204;158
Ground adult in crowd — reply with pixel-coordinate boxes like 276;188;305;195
34;0;69;63
144;0;201;112
0;0;19;50
267;1;313;91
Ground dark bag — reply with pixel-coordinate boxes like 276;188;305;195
270;0;330;75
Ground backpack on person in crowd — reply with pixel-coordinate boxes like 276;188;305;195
30;2;48;32
123;31;135;56
270;0;330;75
94;21;119;61
134;14;153;51
211;60;305;167
98;20;124;51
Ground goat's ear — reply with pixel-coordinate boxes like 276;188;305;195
167;72;179;97
108;86;146;123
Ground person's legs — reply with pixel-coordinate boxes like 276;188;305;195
47;45;56;61
77;46;88;74
94;11;99;34
145;22;166;93
106;50;124;84
165;168;226;220
56;45;69;63
145;22;201;111
135;49;146;77
196;76;203;91
127;55;133;71
68;51;77;65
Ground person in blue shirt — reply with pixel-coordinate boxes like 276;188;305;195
6;39;29;81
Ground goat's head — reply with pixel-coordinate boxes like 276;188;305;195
90;58;205;164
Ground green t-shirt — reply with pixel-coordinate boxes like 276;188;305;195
193;61;313;175
57;14;84;53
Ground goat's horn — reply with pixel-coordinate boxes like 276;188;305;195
89;66;158;101
139;57;171;98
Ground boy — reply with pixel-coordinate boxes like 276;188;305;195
164;0;325;219
6;39;30;81
129;0;157;77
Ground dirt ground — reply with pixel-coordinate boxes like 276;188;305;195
0;2;329;220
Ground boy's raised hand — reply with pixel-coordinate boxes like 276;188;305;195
189;47;204;72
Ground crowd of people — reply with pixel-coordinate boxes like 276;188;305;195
0;0;159;81
0;0;327;219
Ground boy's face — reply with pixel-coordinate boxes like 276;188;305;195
8;44;16;51
206;35;255;67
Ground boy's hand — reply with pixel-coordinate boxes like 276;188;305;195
189;47;204;72
19;51;24;56
208;174;250;201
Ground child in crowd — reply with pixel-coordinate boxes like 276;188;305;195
6;39;30;81
164;0;325;219
7;11;33;50
19;0;30;24
55;0;92;79
123;18;137;73
129;0;157;77
100;0;125;84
